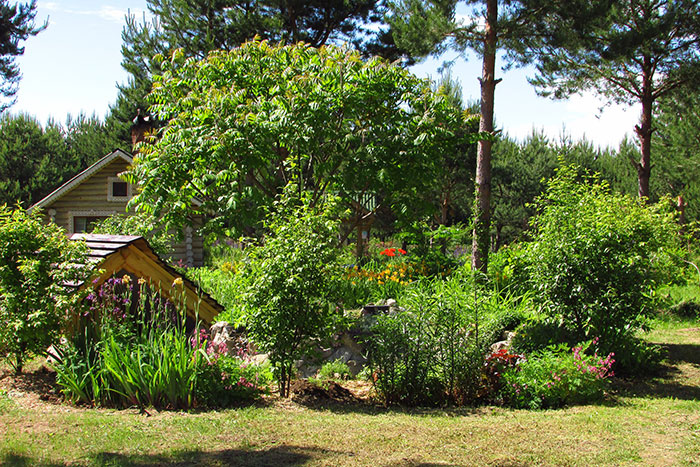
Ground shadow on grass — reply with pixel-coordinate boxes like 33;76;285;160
1;453;68;466
92;446;325;466
663;343;700;365
615;342;700;401
296;398;487;418
2;445;340;467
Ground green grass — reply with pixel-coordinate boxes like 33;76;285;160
1;316;700;466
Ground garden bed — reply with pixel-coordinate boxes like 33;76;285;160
1;320;698;466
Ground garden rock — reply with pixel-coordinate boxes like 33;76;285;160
209;321;247;356
490;331;516;353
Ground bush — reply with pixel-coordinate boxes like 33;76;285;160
510;317;575;355
522;164;682;370
502;340;614;409
244;186;344;397
193;330;273;407
365;273;483;406
316;359;351;381
0;206;90;373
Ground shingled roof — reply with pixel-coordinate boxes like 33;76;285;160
70;233;222;325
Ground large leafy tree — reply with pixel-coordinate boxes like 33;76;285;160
125;41;465;238
525;0;700;200
108;0;407;146
0;0;45;112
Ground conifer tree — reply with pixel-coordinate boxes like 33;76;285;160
388;0;541;273
524;0;700;200
0;0;45;112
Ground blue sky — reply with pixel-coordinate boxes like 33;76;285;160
12;0;640;149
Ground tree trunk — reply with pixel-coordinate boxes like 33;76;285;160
471;0;499;274
635;57;653;200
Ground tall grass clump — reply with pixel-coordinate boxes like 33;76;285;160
52;275;269;409
365;271;532;406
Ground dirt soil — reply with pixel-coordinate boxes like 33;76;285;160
0;364;64;409
289;379;373;407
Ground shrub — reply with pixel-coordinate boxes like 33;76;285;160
479;348;522;404
0;206;90;373
244;186;344;397
510;317;575;355
522;164;682;369
317;359;351;381
501;340;614;409
193;330;273;407
365;273;483;406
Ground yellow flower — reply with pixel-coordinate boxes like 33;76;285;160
122;274;131;284
138;277;147;285
172;277;184;287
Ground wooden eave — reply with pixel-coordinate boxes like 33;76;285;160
70;234;222;325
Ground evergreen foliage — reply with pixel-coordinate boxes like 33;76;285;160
387;0;541;273
0;0;45;112
523;0;700;199
0;113;119;208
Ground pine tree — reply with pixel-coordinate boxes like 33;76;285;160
0;0;45;112
388;0;543;273
524;0;700;200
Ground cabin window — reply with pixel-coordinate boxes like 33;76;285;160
74;216;108;233
107;177;131;201
112;181;127;197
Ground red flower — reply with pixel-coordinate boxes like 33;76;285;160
380;248;396;256
397;248;407;255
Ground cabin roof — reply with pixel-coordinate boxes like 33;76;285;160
70;233;222;325
30;149;133;212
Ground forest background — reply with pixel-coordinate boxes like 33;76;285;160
1;0;699;252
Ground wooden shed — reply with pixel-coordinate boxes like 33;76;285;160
71;233;222;325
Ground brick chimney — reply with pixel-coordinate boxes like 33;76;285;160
130;109;153;151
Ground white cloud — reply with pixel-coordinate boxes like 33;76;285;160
560;93;639;148
45;4;148;25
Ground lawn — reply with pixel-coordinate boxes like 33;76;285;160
1;316;699;466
